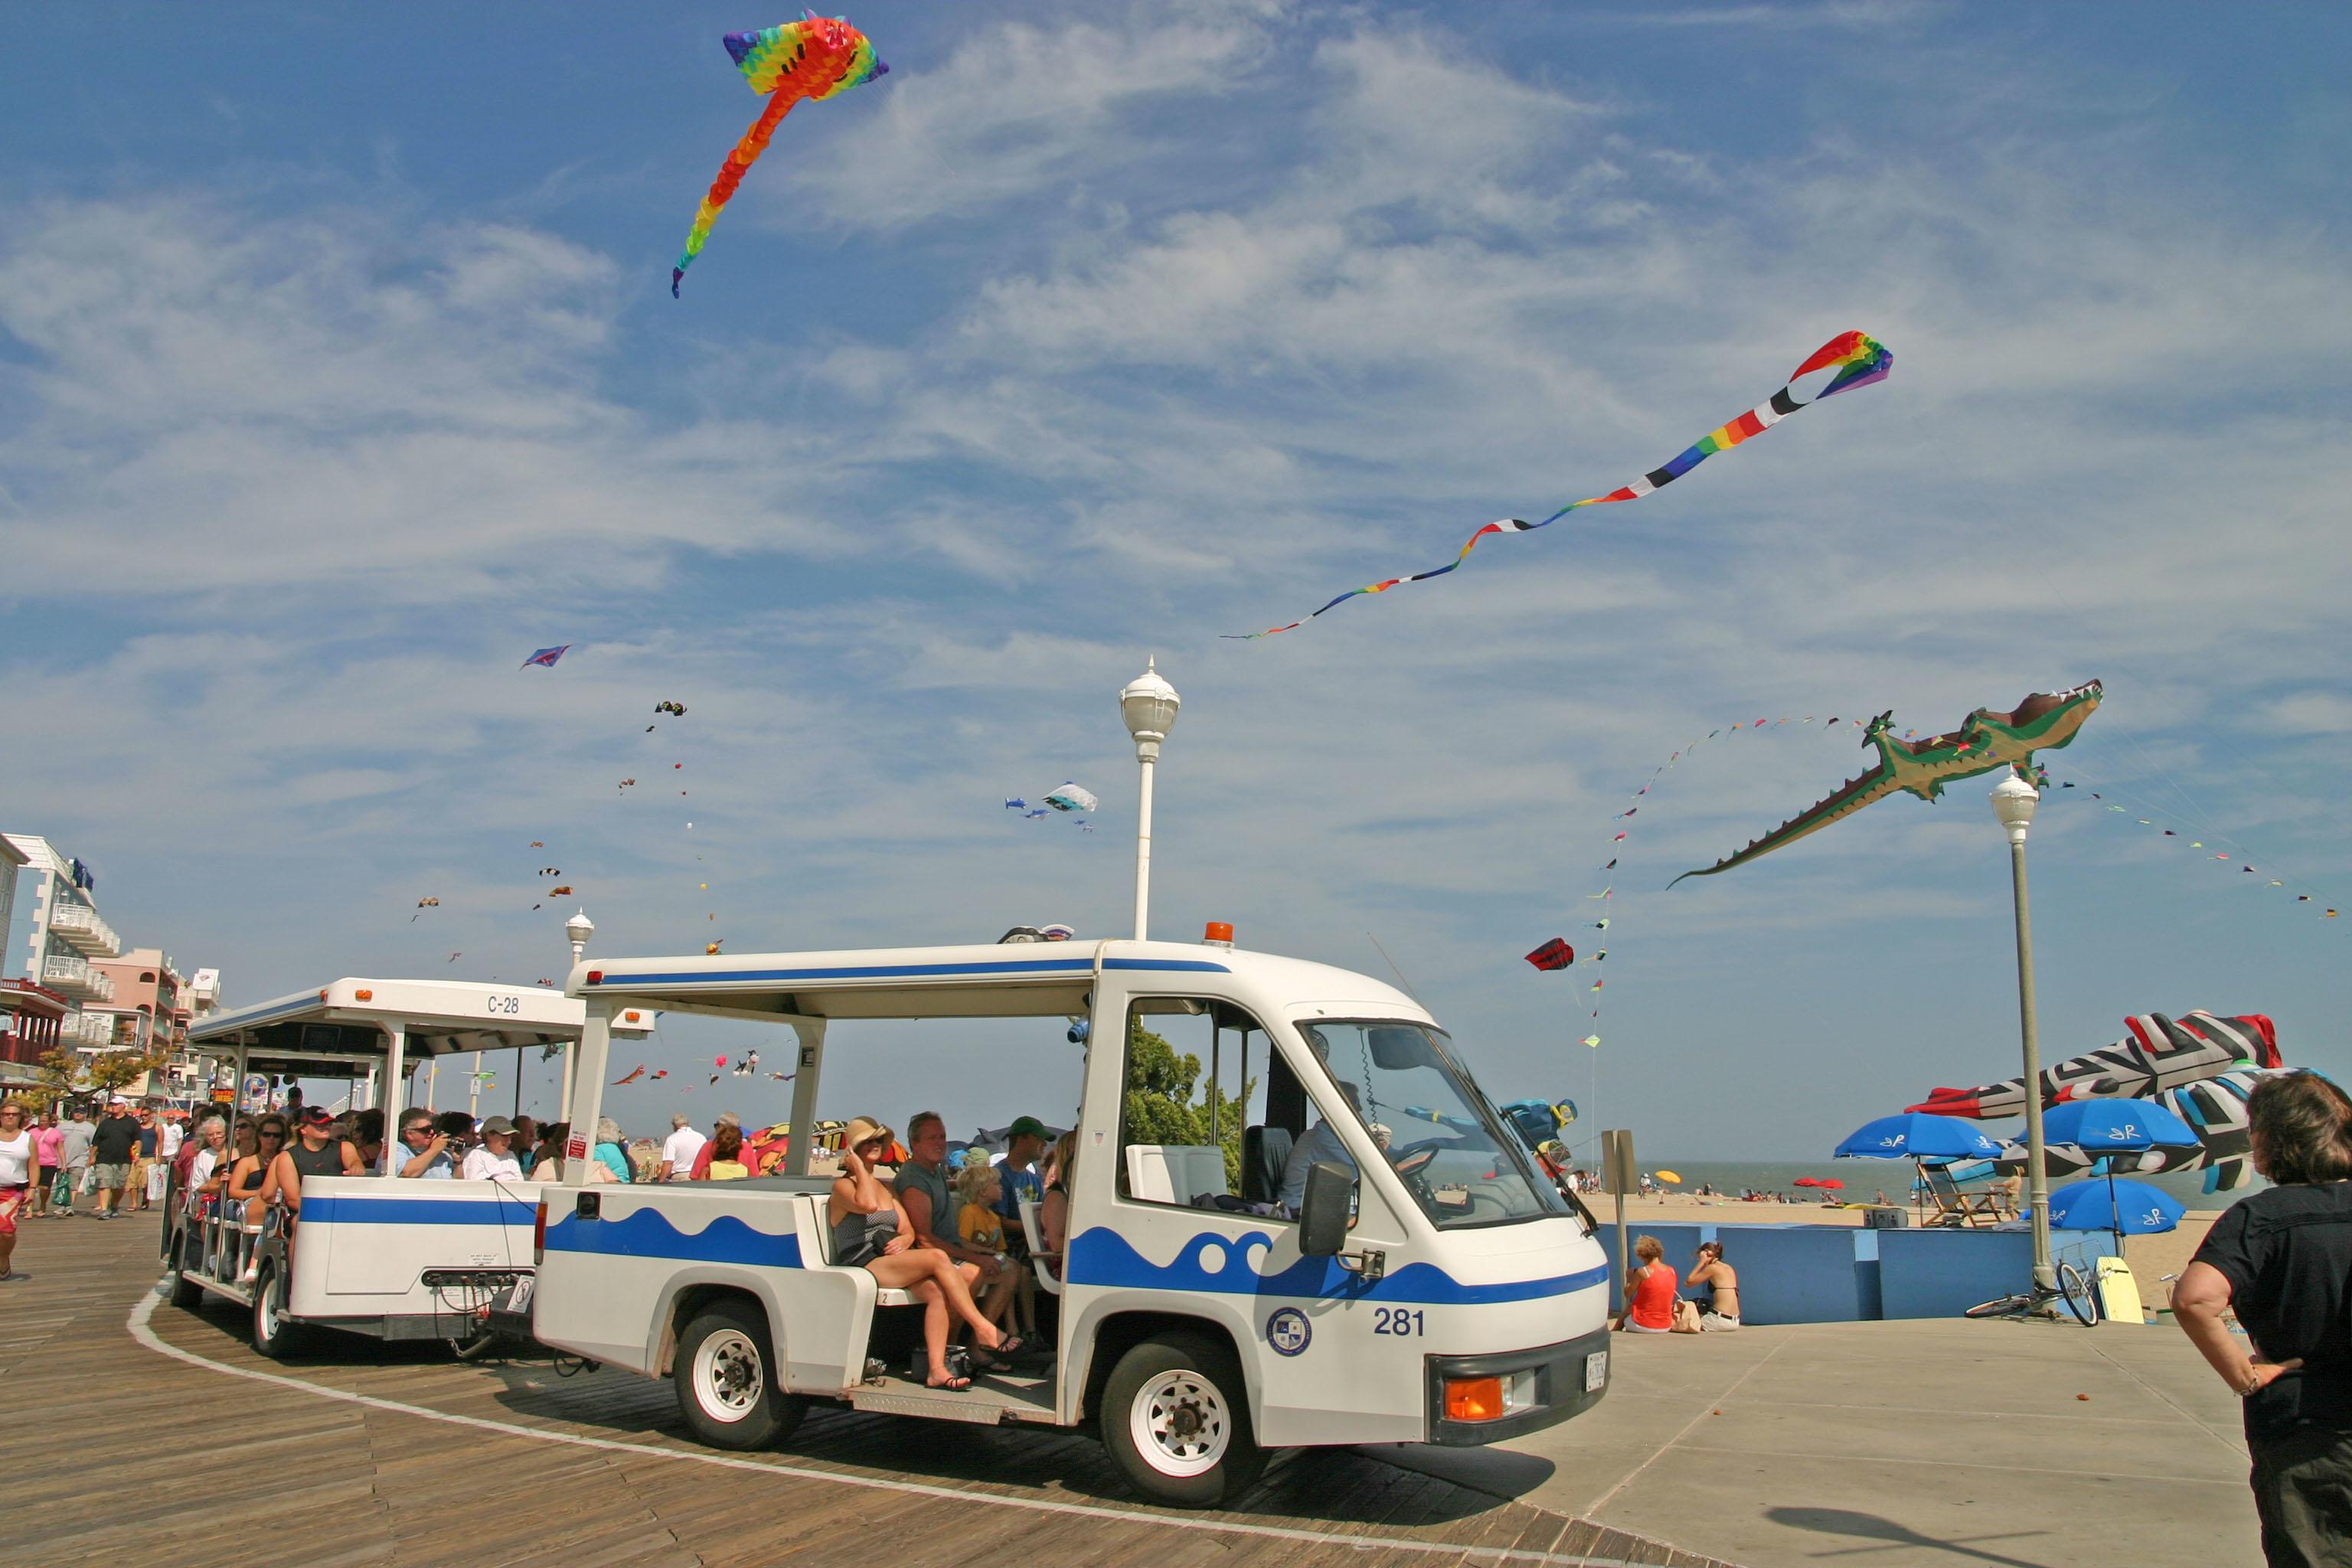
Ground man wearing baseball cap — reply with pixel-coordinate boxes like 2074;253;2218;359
992;1117;1051;1259
88;1098;142;1220
461;1117;524;1182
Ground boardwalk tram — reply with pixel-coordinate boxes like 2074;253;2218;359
170;978;652;1357
536;936;1612;1506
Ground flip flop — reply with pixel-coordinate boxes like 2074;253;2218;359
924;1372;972;1391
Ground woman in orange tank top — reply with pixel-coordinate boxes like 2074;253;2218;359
1619;1234;1677;1332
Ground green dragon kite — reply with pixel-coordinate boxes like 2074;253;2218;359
1672;680;2103;884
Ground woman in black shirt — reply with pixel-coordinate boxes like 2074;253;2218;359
2176;1070;2352;1566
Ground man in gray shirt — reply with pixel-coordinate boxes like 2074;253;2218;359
56;1109;96;1214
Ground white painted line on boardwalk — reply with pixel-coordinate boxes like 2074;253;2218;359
127;1295;1667;1568
1583;1336;1791;1519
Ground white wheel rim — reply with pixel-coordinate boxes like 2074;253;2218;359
257;1277;279;1341
693;1330;764;1423
1129;1367;1231;1478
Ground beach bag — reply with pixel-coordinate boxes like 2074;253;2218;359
1673;1298;1704;1333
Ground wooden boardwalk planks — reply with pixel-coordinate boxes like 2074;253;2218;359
3;1211;1737;1568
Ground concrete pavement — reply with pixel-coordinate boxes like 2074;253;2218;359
1366;1314;2258;1567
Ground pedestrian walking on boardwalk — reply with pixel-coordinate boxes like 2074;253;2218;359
0;1100;36;1280
2175;1070;2352;1565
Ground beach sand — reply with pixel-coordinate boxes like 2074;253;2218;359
1602;1192;2212;1302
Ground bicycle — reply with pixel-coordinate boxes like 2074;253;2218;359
1964;1259;2100;1325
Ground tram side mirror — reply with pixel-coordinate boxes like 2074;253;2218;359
1298;1161;1354;1257
1367;1027;1439;1071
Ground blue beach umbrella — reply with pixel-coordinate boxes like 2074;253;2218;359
2048;1177;2184;1236
1833;1113;2005;1161
2040;1097;2200;1153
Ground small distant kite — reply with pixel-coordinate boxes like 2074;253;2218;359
1524;939;1575;972
619;779;637;790
656;701;688;717
707;940;725;956
447;952;462;963
411;896;440;923
549;885;574;896
650;1070;670;1080
1004;798;1027;812
537;867;562;877
1044;782;1098;814
521;645;571;669
529;841;544;848
613;1067;646;1086
535;978;554;988
671;18;889;296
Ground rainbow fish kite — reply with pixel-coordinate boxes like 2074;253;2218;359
672;15;888;297
1227;331;1892;637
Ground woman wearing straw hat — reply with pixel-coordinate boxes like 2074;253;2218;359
828;1116;1014;1390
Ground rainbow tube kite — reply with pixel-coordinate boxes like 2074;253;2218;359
672;15;888;297
1226;331;1891;637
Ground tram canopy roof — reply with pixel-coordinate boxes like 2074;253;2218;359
191;978;655;1074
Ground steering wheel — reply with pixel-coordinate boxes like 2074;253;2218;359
1388;1136;1453;1209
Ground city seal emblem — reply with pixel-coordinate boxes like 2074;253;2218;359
1266;1307;1311;1357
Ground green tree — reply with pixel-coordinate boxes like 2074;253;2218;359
17;1046;79;1114
88;1044;165;1099
1122;1021;1254;1192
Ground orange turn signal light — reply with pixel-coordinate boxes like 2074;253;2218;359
354;988;373;1001
1203;921;1234;946
1444;1376;1505;1423
624;1010;642;1023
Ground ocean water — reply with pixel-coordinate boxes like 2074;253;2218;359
1602;1159;2257;1210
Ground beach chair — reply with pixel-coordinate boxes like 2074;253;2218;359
1918;1165;2007;1228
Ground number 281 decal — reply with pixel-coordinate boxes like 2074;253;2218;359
1373;1307;1425;1337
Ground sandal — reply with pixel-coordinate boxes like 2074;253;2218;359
968;1334;1026;1372
924;1372;972;1391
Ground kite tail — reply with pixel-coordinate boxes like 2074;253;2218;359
672;88;801;296
1223;331;1891;638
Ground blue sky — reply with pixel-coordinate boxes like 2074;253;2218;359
3;2;2347;1160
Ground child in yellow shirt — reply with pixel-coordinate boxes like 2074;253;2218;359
954;1161;1021;1342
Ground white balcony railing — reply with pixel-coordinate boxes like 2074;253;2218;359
45;902;119;959
41;953;103;1001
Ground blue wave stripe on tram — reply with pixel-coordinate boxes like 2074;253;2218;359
544;1207;803;1267
304;1196;531;1227
1066;1227;1607;1305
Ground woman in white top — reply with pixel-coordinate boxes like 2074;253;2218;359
0;1100;37;1282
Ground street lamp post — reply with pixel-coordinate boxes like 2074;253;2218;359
560;910;594;1122
1991;772;2056;1293
1119;658;1181;941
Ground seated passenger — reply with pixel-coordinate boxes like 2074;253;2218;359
1684;1240;1740;1332
260;1106;364;1223
893;1112;1008;1298
828;1118;1014;1391
593;1119;635;1184
1037;1130;1080;1276
460;1117;524;1181
688;1113;740;1180
953;1161;1019;1341
529;1122;568;1178
351;1109;385;1174
1615;1234;1676;1334
702;1124;750;1181
396;1110;456;1178
185;1116;230;1199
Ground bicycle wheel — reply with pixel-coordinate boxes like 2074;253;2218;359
2058;1263;2099;1325
1964;1293;2024;1319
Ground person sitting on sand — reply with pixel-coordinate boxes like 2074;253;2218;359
1616;1234;1677;1333
1681;1240;1740;1332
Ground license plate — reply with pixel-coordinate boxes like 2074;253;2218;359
1584;1350;1608;1393
506;1275;535;1314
